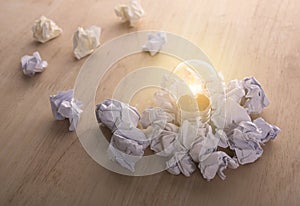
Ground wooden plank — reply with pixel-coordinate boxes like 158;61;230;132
0;0;299;205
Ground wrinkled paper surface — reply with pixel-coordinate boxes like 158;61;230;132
243;77;270;114
253;117;280;143
73;26;101;59
50;90;82;131
166;151;196;177
32;16;62;43
107;128;149;172
21;51;48;77
96;99;140;132
199;151;239;181
114;0;144;27
142;32;167;56
96;99;149;172
227;121;264;164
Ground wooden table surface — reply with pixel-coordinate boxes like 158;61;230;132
0;0;299;205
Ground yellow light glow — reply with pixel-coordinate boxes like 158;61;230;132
174;65;204;95
189;84;203;95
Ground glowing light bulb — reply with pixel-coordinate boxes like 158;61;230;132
189;84;203;96
173;62;211;123
173;64;204;96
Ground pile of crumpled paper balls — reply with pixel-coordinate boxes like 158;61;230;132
95;76;280;181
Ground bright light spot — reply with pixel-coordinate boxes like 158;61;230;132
174;64;204;95
189;84;203;95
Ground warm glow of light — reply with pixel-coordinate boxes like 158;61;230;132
174;65;204;95
189;84;203;95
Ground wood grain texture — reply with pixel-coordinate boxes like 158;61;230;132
0;0;299;205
